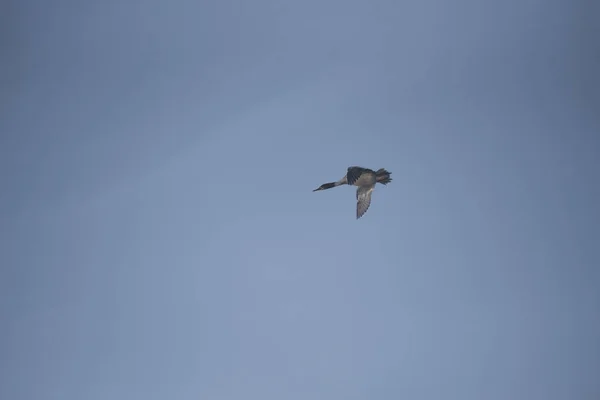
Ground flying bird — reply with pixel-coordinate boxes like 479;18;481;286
313;166;392;219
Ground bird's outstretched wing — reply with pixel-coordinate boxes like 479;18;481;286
356;186;373;219
346;166;368;185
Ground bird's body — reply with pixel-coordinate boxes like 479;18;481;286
313;166;392;219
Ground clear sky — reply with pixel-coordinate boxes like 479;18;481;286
1;1;599;399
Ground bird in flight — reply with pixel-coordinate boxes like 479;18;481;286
313;166;392;219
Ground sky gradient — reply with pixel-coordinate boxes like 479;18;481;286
1;1;599;399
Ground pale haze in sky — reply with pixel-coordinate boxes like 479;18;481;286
1;1;599;399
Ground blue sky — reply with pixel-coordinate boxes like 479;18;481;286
1;1;599;399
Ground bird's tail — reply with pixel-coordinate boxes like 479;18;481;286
375;168;392;185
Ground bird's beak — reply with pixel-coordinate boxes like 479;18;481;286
313;187;323;192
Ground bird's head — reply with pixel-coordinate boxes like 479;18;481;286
313;182;336;191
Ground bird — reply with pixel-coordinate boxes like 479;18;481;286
313;166;392;219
